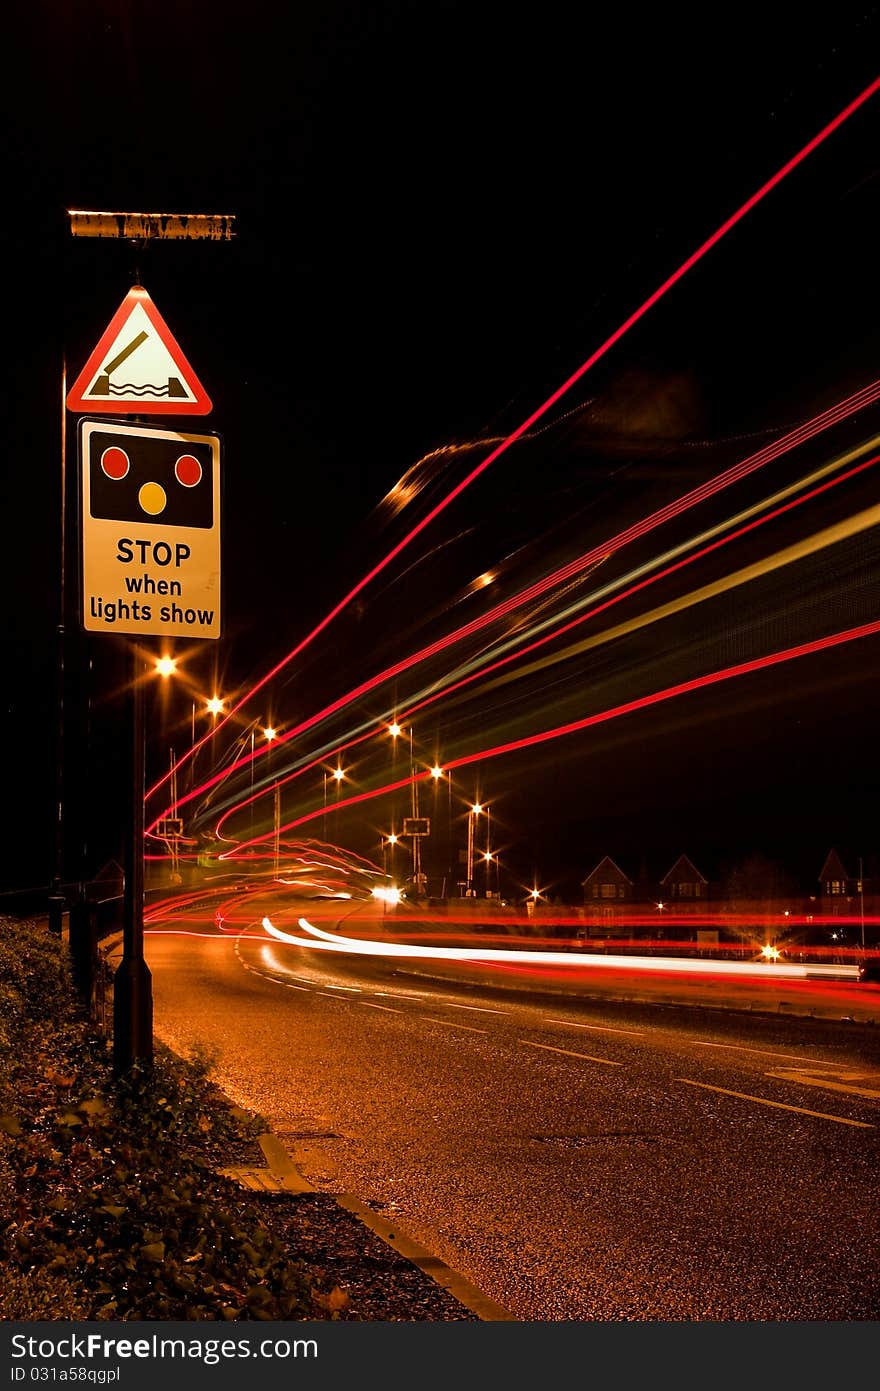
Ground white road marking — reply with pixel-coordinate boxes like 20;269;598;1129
766;1069;880;1101
676;1078;874;1128
694;1042;828;1063
440;1002;509;1015
421;1017;489;1034
520;1040;623;1067
545;1018;644;1036
357;1001;403;1014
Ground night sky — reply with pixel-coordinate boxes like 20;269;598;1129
3;2;880;901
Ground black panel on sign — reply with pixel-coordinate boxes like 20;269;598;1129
88;429;214;528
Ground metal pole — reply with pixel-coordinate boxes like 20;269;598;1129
113;645;153;1075
248;728;255;834
188;701;196;798
859;856;865;950
486;806;491;896
409;729;423;889
49;354;68;935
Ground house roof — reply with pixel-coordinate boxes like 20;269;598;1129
581;855;632;886
659;853;708;885
818;848;849;883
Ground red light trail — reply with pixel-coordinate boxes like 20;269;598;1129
145;74;880;806
223;613;880;854
148;387;880;836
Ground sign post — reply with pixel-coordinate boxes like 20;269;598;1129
65;212;232;1075
114;644;151;1075
402;817;431;897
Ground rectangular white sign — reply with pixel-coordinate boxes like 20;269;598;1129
79;419;222;639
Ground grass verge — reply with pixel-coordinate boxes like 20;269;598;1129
0;917;351;1320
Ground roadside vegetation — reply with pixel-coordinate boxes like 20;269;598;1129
0;917;350;1320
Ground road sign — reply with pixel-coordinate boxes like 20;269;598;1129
68;210;236;241
403;817;431;837
79;419;221;640
67;286;212;415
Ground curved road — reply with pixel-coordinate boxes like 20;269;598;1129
139;898;880;1320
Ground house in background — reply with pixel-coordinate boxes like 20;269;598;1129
580;856;634;936
818;848;853;900
582;856;633;903
659;854;708;908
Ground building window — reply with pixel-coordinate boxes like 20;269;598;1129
600;883;617;899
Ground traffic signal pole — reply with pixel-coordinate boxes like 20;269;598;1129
114;643;152;1074
66;210;233;1075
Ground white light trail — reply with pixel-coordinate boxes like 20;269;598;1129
259;917;859;982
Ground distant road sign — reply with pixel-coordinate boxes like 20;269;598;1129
79;419;221;640
403;817;431;837
68;210;235;241
67;286;212;415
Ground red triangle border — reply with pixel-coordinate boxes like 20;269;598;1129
66;285;213;416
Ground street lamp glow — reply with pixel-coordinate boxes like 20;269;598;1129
372;885;401;906
471;802;483;815
332;766;345;781
483;850;494;862
205;695;224;716
263;725;277;741
430;765;443;779
386;833;399;845
388;722;401;738
529;888;542;901
155;656;177;678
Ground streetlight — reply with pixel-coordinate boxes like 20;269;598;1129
483;848;496;898
427;765;443;896
467;801;483;896
155;655;177;679
323;764;345;843
486;804;492;894
262;725;279;874
859;856;865;951
384;831;399;877
190;692;225;798
248;723;255;840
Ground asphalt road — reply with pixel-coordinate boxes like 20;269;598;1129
140;902;880;1320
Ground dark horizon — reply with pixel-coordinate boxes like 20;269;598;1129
3;4;879;905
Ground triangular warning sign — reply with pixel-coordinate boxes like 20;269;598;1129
66;285;212;416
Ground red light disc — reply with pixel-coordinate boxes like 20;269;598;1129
175;453;202;488
101;446;130;480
